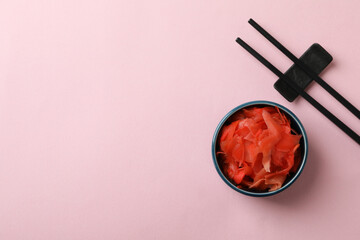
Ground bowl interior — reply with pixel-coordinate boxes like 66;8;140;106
213;102;307;196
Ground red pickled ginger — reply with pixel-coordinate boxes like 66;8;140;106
217;106;302;192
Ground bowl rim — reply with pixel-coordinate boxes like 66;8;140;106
211;100;308;197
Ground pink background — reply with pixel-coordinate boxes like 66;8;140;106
0;0;359;239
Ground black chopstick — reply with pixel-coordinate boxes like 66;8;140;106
248;18;360;119
236;37;360;145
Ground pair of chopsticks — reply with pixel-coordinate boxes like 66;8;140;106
236;19;360;145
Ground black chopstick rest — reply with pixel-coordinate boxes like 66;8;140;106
274;44;333;102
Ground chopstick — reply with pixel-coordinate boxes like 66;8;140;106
248;18;360;119
235;37;360;145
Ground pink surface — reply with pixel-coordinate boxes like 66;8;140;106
0;0;359;239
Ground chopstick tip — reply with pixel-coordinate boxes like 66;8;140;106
235;37;244;46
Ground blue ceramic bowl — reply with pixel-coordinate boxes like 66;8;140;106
212;100;308;197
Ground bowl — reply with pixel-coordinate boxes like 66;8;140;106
212;100;308;197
